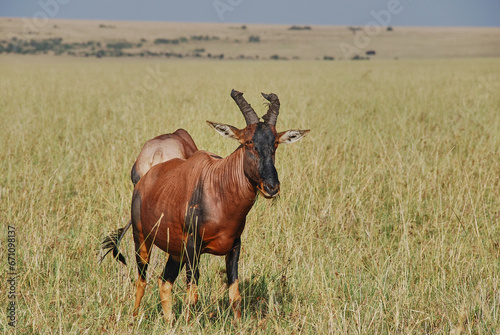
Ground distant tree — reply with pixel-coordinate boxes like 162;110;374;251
289;25;311;30
387;26;393;31
154;38;171;44
96;50;105;58
248;35;260;43
106;42;133;49
348;26;362;34
351;54;369;60
270;54;288;60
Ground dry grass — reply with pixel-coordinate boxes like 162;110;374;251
0;55;499;334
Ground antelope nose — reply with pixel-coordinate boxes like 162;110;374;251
263;182;280;198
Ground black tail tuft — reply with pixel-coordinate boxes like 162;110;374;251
100;220;132;265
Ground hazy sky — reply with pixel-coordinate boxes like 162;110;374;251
1;0;499;27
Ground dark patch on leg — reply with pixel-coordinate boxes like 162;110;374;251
226;237;241;286
160;255;184;283
136;255;149;280
185;182;205;234
185;234;201;286
226;238;242;319
131;189;148;279
131;162;141;186
184;182;204;284
131;189;141;229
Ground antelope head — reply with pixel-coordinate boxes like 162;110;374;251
207;89;309;198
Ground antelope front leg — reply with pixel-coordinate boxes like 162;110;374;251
185;234;200;320
225;237;242;320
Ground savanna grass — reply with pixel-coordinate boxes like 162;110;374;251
0;56;499;334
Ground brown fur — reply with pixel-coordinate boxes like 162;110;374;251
135;148;255;258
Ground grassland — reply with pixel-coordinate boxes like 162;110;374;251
0;55;499;334
1;18;500;60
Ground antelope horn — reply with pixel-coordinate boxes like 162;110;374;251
231;89;260;126
261;92;280;126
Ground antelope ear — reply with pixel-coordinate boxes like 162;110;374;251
206;121;243;141
277;129;310;144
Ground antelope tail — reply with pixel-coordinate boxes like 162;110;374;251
99;220;132;265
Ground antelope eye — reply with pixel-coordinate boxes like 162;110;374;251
246;140;253;146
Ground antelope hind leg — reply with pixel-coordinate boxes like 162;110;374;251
159;254;184;323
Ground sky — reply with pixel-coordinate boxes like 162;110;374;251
1;0;499;27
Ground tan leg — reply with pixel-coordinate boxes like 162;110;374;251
183;282;199;321
133;277;147;316
228;279;242;320
226;238;242;320
158;278;174;322
158;254;184;323
132;229;151;318
186;283;199;305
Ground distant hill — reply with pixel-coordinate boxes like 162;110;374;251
1;18;499;60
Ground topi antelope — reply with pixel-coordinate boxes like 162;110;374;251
101;89;309;322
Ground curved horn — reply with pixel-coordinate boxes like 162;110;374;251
261;92;280;126
231;89;260;126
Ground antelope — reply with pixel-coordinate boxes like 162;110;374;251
101;90;309;322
